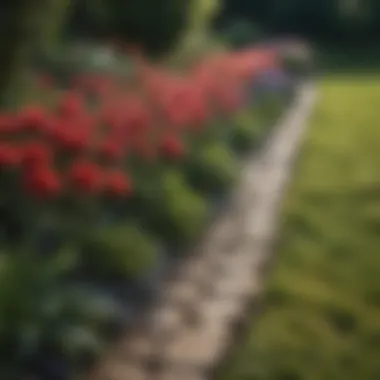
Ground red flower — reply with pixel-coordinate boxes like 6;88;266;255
184;86;209;128
22;142;51;168
57;92;84;119
72;75;112;97
129;133;157;161
210;79;242;114
63;130;89;153
123;98;151;135
164;107;189;129
23;165;61;199
0;143;21;167
190;99;208;127
159;135;185;159
98;139;123;161
104;170;132;196
135;143;157;162
70;74;88;89
160;86;193;128
18;105;49;133
102;111;124;134
50;125;90;154
0;114;19;134
67;160;102;193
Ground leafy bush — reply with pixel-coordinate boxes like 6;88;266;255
67;0;192;57
229;110;266;153
185;142;239;195
142;170;208;249
279;40;314;78
33;42;136;88
222;19;264;48
80;224;157;278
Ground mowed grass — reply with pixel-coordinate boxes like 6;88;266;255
223;76;380;380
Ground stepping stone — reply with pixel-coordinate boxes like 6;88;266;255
119;333;154;359
163;282;200;304
91;360;146;380
158;366;207;380
151;305;184;333
162;324;230;368
198;296;245;324
212;270;256;298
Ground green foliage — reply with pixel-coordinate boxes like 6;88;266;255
170;0;223;65
0;246;77;367
188;0;220;31
0;1;52;108
35;0;72;54
81;224;157;278
257;92;288;124
65;0;224;59
222;19;264;48
280;42;314;78
218;0;380;44
223;77;380;380
143;169;208;248
185;142;238;195
0;246;75;334
229;110;266;154
71;0;193;57
59;325;103;367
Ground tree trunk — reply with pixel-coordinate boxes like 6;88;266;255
0;0;68;109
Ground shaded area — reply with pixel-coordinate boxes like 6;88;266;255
319;46;380;74
217;0;380;45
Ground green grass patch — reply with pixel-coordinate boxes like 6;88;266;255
223;76;380;380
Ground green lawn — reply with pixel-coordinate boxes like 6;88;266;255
223;76;380;380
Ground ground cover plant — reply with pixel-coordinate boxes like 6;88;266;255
223;76;380;380
0;43;299;380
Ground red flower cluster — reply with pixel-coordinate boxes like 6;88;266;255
0;46;278;200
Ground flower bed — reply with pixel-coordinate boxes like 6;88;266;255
0;45;298;379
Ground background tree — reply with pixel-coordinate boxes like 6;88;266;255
0;0;73;108
216;0;380;45
66;0;193;57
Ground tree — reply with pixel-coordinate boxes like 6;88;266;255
0;0;71;108
217;0;380;43
67;0;193;57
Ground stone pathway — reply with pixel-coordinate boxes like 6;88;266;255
86;82;317;380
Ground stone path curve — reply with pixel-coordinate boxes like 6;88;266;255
85;81;317;380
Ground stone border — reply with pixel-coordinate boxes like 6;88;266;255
85;82;317;380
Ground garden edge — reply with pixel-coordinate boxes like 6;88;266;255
83;80;317;380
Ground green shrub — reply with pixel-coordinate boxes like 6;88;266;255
257;92;287;124
229;111;265;153
280;42;314;78
80;224;157;278
222;19;263;48
68;0;192;57
34;42;135;88
58;324;104;368
185;142;238;195
143;169;208;249
0;248;79;366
